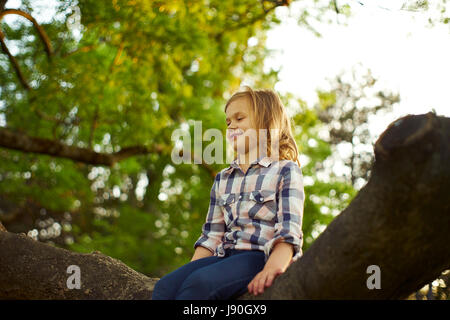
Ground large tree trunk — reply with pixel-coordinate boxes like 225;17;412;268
0;228;157;299
1;112;449;299
240;111;450;300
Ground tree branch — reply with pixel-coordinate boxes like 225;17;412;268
240;112;450;299
333;0;340;14
214;0;291;41
0;8;53;59
0;126;165;166
0;126;218;179
0;30;31;90
0;230;157;299
0;8;53;90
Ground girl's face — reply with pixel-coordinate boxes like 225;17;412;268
225;97;258;156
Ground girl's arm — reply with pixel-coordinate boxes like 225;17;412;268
191;246;214;262
263;241;293;271
247;242;293;296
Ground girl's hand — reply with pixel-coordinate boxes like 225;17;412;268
247;266;284;296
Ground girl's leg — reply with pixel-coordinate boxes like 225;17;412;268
175;250;265;300
151;255;221;300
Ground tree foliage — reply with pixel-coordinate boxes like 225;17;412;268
3;2;448;302
0;0;388;278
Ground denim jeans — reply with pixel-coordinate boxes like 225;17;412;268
151;248;266;300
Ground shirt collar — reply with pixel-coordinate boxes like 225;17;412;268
224;155;273;174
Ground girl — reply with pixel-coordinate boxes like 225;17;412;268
152;86;305;300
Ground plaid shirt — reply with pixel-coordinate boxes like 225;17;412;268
194;155;305;263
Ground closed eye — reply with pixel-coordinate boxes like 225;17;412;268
226;118;243;126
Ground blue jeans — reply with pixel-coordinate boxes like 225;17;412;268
152;248;266;300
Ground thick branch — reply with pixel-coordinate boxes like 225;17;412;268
0;230;157;299
239;112;450;299
0;126;165;166
0;126;218;178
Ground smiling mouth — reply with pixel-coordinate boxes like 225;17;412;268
228;129;244;140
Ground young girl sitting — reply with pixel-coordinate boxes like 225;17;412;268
152;86;305;300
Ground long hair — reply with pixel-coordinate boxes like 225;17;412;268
224;85;301;168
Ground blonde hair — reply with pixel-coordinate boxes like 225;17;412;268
224;86;301;167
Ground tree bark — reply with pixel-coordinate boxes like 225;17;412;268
0;127;164;166
0;127;217;178
240;111;450;299
0;112;449;299
0;226;157;299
